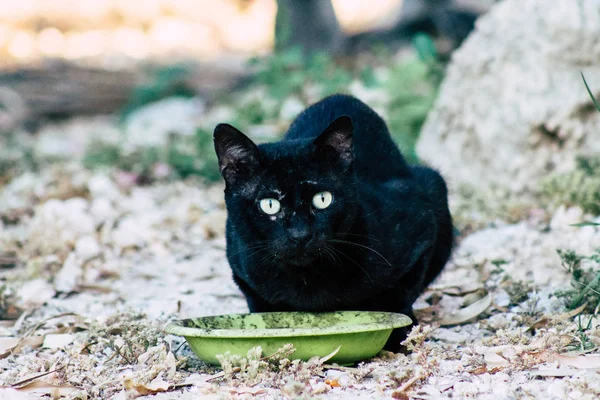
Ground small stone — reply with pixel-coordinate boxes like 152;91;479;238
75;235;102;260
90;198;117;222
494;289;511;308
88;174;120;200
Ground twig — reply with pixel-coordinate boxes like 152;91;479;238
322;364;359;372
206;367;241;382
392;375;421;396
10;367;63;388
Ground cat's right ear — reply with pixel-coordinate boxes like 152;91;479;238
214;124;260;185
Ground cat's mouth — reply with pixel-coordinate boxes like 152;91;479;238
285;250;319;266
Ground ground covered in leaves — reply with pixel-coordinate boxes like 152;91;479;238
1;58;600;397
0;145;599;400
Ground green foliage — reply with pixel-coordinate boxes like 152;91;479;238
121;64;196;118
555;248;600;312
540;156;600;214
250;47;354;104
243;43;442;163
385;58;439;162
82;40;443;180
82;129;220;183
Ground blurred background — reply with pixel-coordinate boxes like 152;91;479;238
0;0;493;185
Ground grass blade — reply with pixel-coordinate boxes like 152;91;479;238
581;72;600;112
571;222;600;227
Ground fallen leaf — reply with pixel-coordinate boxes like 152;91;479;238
0;338;20;354
474;345;525;368
391;375;421;399
0;336;44;359
552;354;600;369
319;346;341;364
0;388;36;399
527;302;588;332
325;378;341;387
11;380;81;397
226;387;269;395
42;334;75;349
439;293;492;326
123;376;170;396
530;367;581;377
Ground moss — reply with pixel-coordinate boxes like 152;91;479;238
540;156;600;215
554;248;600;312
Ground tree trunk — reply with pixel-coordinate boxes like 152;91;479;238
275;0;346;54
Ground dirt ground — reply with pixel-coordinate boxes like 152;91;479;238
1;147;600;399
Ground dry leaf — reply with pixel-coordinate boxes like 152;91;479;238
527;302;588;332
0;336;44;358
552;354;600;369
439;293;492;326
325;378;341;387
11;380;80;397
530;367;580;377
319;346;341;364
42;334;75;349
0;388;36;399
0;338;20;355
123;376;170;396
226;387;269;395
474;345;524;368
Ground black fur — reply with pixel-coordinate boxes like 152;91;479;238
214;94;453;351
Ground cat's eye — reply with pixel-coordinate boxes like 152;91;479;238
312;191;333;209
259;198;281;215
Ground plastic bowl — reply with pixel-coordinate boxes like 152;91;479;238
164;311;412;365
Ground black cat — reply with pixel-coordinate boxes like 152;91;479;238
213;94;453;351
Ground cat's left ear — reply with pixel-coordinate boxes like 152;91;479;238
314;116;354;167
214;123;260;185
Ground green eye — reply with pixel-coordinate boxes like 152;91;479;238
312;191;333;209
259;198;281;215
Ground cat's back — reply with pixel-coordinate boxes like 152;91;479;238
284;94;410;181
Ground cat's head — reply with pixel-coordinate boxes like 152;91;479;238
214;116;357;266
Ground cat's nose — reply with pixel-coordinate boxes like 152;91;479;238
287;228;312;246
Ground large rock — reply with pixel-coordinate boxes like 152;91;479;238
417;0;600;194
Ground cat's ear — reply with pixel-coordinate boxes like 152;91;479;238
214;124;260;185
314;116;353;167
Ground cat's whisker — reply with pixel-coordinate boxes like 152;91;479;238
326;244;375;285
327;239;392;266
321;246;342;269
333;232;381;243
227;241;272;258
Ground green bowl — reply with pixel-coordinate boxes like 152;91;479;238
164;311;412;365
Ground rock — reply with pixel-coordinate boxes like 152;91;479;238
124;97;204;149
417;0;600;195
87;174;120;200
54;252;82;293
26;198;96;255
90;198;117;222
111;216;153;249
75;235;101;260
17;278;55;307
